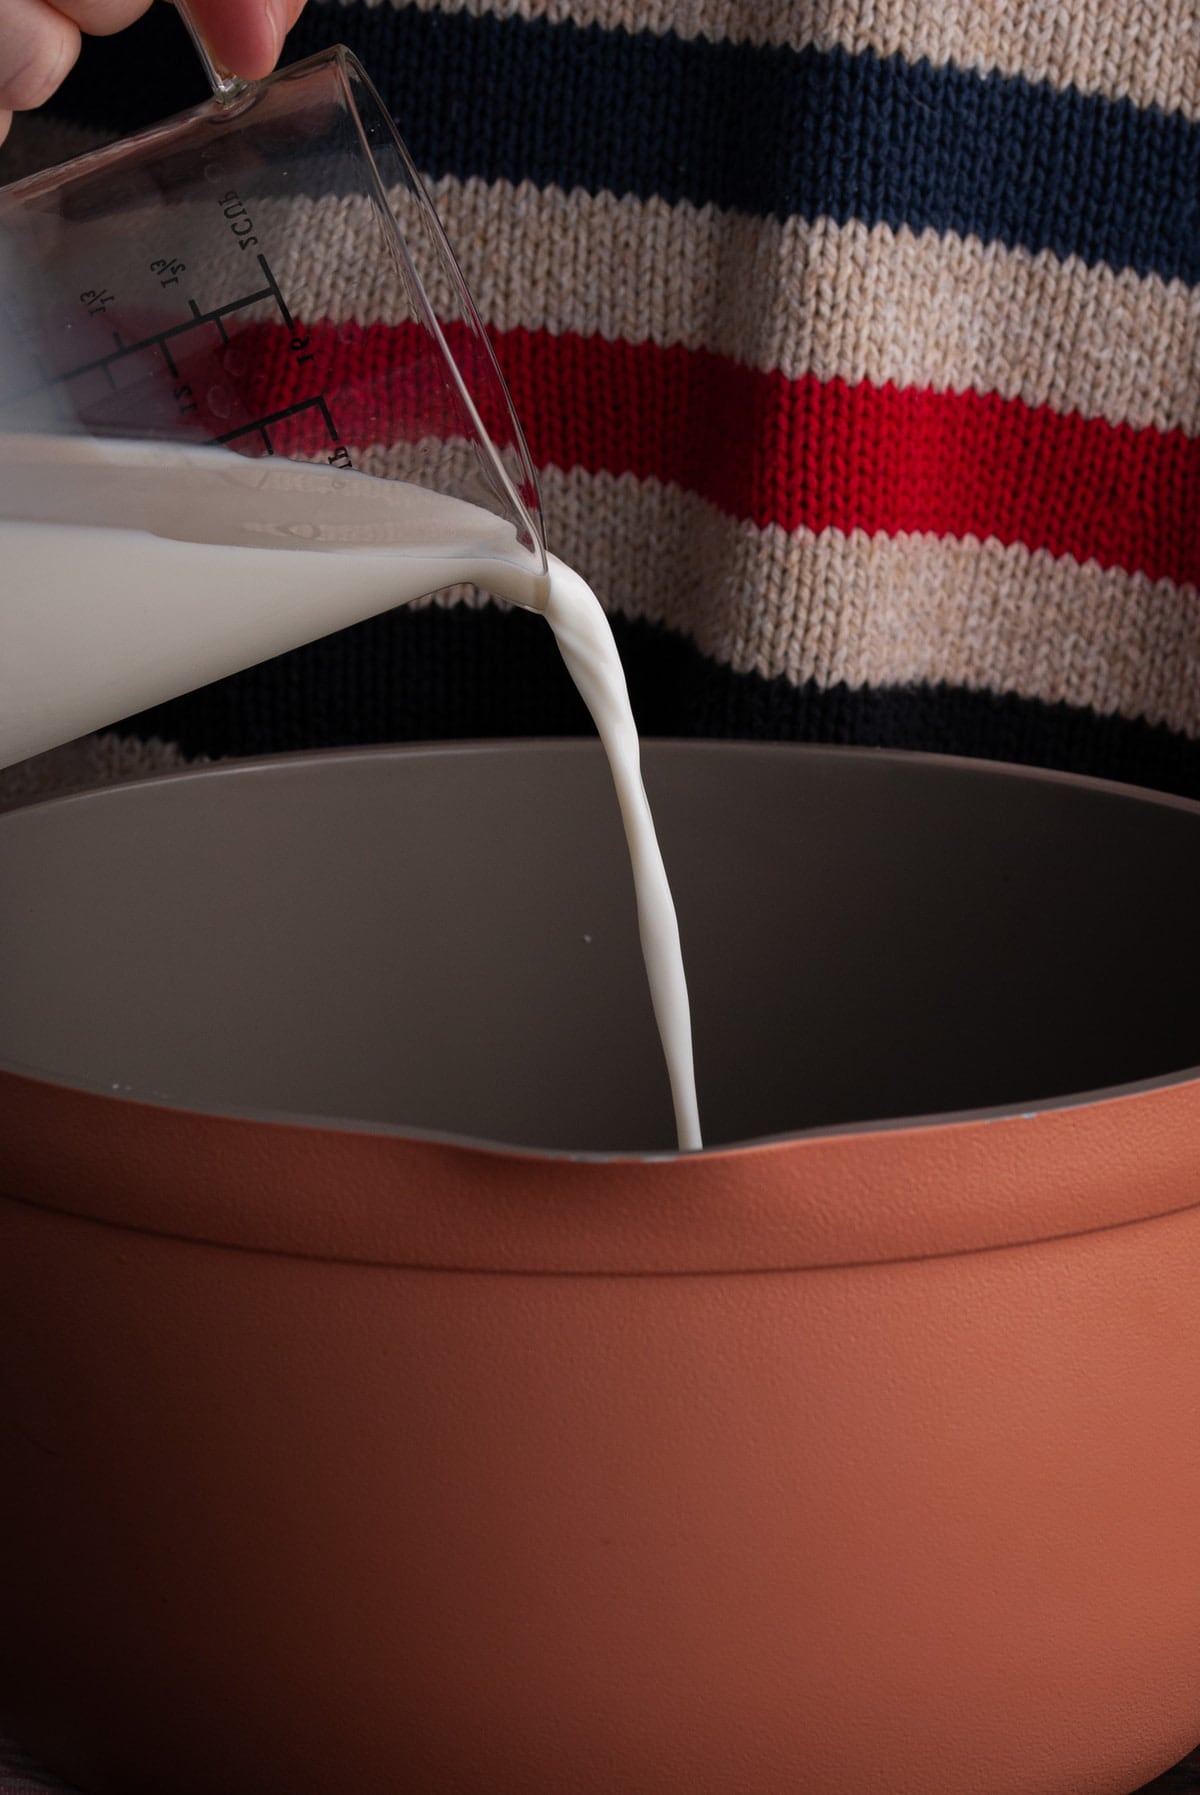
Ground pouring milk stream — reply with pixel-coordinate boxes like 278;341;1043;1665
0;434;703;1151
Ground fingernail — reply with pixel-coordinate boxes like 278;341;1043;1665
262;0;283;63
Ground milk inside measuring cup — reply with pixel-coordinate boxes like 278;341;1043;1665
0;433;702;1151
0;433;545;762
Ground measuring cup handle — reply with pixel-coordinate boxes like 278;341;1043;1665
173;0;253;105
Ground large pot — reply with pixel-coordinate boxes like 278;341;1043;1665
1;742;1198;1795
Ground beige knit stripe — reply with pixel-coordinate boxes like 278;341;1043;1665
7;135;1199;439
323;0;1200;119
531;466;1200;738
352;443;1200;734
4;155;1196;441
250;183;1200;438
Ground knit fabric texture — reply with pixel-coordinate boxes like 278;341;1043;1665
0;0;1197;802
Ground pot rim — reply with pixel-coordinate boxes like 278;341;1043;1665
1;742;1198;1273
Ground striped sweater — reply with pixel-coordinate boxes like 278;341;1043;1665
1;0;1198;802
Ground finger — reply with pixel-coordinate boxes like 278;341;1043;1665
0;108;11;144
179;0;292;81
0;0;80;112
50;0;151;40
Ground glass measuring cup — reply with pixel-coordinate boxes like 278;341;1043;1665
0;30;548;768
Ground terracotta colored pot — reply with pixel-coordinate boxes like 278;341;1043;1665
1;742;1199;1795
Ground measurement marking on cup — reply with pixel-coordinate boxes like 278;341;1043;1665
219;189;260;257
256;253;295;332
190;296;230;345
212;393;341;452
34;290;270;388
31;251;295;393
316;395;353;469
15;250;348;464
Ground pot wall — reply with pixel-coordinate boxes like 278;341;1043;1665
3;744;1200;1793
2;1175;1200;1794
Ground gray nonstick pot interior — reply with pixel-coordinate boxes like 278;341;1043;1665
0;741;1198;1153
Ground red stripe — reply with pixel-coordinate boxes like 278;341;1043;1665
169;318;1200;588
501;328;1200;587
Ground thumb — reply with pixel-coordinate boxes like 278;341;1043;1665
178;0;302;83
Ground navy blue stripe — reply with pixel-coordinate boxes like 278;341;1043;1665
32;3;1200;286
117;604;1200;804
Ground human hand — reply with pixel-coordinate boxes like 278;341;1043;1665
0;0;305;146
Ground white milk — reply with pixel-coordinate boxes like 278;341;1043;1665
0;434;548;767
542;557;701;1151
0;434;702;1149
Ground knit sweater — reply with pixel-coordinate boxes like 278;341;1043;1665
1;0;1198;802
